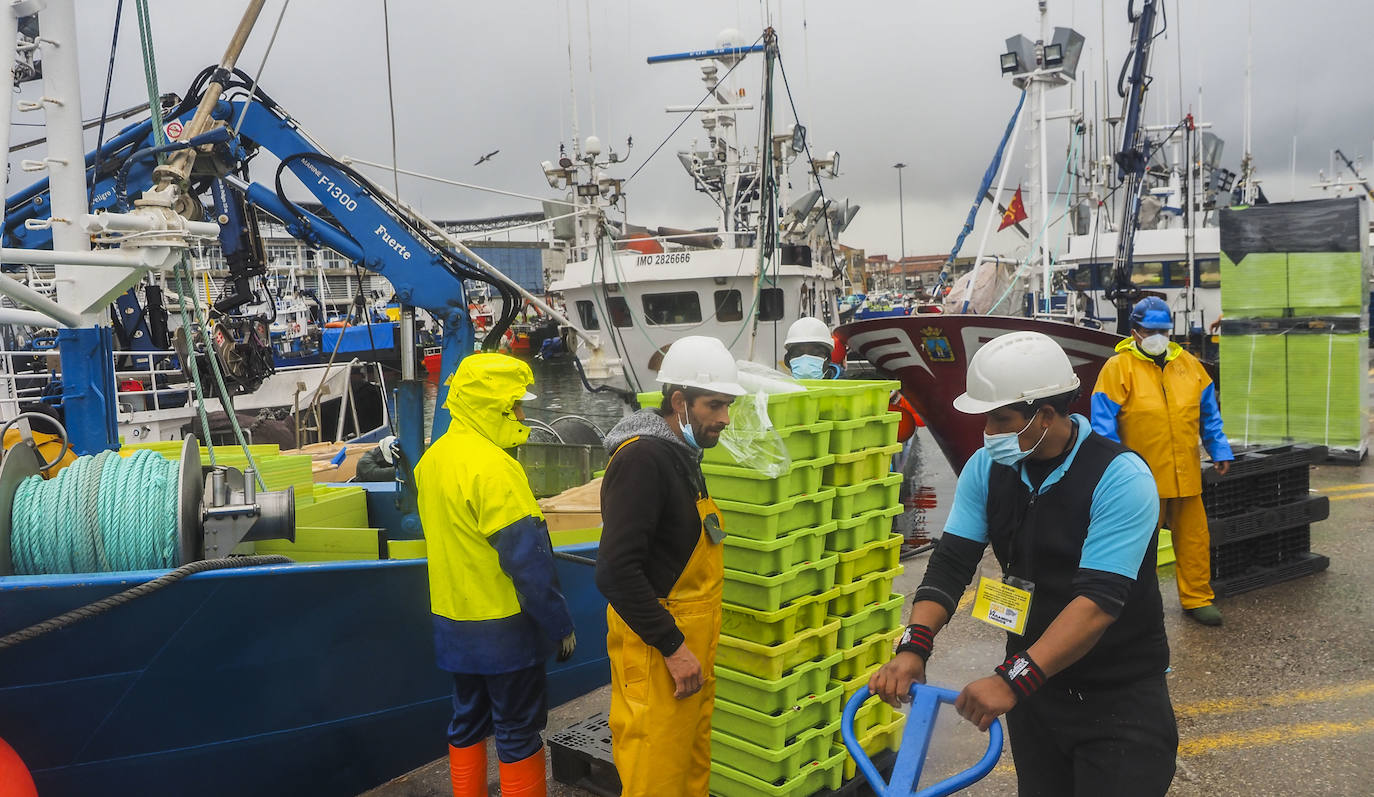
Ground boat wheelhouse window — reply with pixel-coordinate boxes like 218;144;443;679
642;291;703;325
1197;259;1220;288
758;288;785;321
1166;261;1192;287
714;290;744;322
1131;261;1165;287
1069;268;1093;291
607;296;633;327
575;300;600;330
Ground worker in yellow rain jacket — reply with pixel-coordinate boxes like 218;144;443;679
596;336;745;797
416;353;576;797
1091;297;1234;626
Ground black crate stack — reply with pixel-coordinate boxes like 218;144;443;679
1202;444;1330;597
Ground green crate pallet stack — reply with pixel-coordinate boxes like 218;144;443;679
661;379;907;796
1219;198;1370;460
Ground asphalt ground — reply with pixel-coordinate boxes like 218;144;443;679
366;428;1374;796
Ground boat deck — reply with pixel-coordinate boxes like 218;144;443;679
365;429;1374;796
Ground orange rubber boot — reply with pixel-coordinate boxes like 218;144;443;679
448;741;488;797
497;747;546;797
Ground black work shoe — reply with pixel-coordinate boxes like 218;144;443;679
1185;605;1223;626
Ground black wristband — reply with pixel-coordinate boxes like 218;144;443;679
894;623;934;662
994;650;1045;699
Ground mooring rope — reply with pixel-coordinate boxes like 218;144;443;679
11;449;179;575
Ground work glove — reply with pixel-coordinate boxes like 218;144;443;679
557;631;577;663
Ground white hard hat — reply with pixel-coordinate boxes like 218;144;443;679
655;335;747;396
952;331;1080;414
784;316;834;349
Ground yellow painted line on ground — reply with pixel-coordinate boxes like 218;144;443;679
1329;491;1374;502
1179;718;1374;757
1318;482;1374;493
1174;680;1374;719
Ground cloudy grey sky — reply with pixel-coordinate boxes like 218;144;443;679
31;0;1374;261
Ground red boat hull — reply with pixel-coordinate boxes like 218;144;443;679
836;315;1122;474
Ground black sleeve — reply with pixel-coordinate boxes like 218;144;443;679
912;533;987;617
354;448;394;482
1072;567;1135;618
595;442;685;657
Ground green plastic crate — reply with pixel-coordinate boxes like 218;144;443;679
716;619;841;681
796;379;900;420
843;713;906;780
1219;333;1288;444
716;489;836;542
832;659;885;705
827;413;901;454
1221;251;1289;316
823;444;902;487
704;454;834;504
833;593;905;648
831;473;903;520
715;652;843;715
710;718;840;786
712;684;843;750
1288;251;1366;309
851;698;898;739
827;505;903;552
709;745;846;797
834;534;904;585
723;554;839;612
636;388;821;427
829;565;904;617
834;628;902;682
706;421;834;466
721;587;838;646
723;521;835;576
1287;332;1369;448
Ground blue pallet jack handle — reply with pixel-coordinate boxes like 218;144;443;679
841;683;1003;797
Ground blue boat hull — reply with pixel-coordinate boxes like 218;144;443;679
0;548;608;796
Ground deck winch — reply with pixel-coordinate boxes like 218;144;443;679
0;435;294;576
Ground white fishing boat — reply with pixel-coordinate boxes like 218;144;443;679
549;29;857;391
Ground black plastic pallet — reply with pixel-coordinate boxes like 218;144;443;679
1213;551;1330;598
1202;443;1325;486
548;713;619;797
1211;524;1313;581
1208;495;1330;546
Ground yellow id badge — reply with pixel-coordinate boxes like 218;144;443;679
971;576;1033;635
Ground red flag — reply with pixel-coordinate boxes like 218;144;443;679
998;185;1028;231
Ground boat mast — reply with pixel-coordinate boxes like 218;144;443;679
748;27;779;360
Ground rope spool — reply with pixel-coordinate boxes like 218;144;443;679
10;449;180;575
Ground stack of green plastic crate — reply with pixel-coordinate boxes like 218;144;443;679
1218;198;1370;458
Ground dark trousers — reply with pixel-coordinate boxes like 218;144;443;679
1004;674;1177;797
448;663;549;763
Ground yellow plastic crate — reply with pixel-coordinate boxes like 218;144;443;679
833;627;902;682
823;444;903;486
827;413;901;454
716;619;841;681
723;522;834;576
827;505;903;551
712;684;843;749
796;379;900;420
704;454;834;504
710;719;840;787
829;565;904;617
721;587;837;646
715;652;842;715
716;489;836;542
709;745;845;797
831;473;903;521
834;534;904;585
705;421;834;465
832;593;905;648
842;713;907;780
723;554;838;612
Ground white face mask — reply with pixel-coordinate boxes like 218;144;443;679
1138;333;1169;357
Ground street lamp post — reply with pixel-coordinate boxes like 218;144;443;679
893;162;906;292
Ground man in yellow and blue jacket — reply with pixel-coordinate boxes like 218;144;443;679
1091;297;1233;626
416;352;576;797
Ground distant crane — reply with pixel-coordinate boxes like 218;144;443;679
473;149;500;166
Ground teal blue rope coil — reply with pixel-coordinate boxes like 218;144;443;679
12;449;180;575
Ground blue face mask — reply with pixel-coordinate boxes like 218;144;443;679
789;354;827;380
984;412;1048;466
679;411;701;450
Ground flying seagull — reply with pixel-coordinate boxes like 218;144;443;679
474;150;500;166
